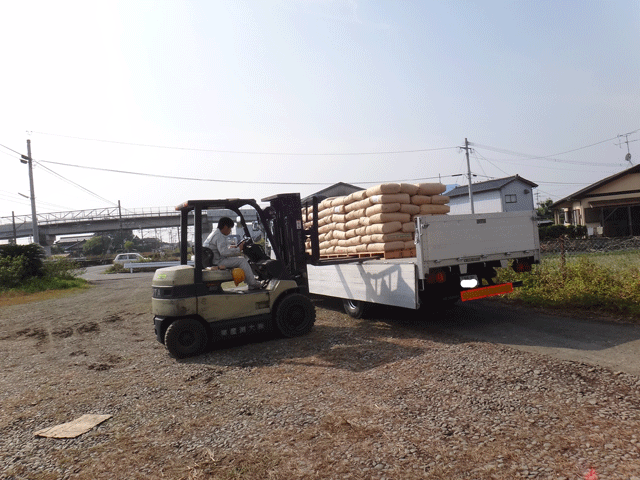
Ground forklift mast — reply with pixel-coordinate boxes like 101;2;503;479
262;193;308;288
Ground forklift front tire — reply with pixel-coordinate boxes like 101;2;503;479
164;318;208;359
275;293;316;338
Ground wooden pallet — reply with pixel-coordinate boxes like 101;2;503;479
317;249;416;260
319;252;384;260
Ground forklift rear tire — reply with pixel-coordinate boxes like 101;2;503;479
164;318;208;358
342;299;368;319
275;294;316;338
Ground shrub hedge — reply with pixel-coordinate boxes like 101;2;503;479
538;224;587;241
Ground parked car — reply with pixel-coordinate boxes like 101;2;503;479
113;253;146;265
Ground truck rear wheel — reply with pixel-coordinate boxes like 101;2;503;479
164;318;208;358
275;294;315;337
342;299;369;319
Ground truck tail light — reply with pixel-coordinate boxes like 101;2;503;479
426;271;447;284
513;260;531;273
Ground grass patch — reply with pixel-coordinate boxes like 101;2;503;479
497;254;640;320
0;255;89;306
0;284;88;307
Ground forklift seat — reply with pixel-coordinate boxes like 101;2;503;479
202;269;234;282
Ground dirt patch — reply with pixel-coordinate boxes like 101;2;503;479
1;274;640;479
76;322;100;334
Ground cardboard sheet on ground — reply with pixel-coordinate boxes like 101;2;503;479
34;414;112;438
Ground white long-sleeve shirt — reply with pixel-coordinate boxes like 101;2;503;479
203;229;241;264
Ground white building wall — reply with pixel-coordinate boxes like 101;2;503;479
449;190;502;215
501;180;535;212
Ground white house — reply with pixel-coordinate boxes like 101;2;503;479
447;175;538;215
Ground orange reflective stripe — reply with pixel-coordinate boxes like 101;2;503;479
460;283;513;302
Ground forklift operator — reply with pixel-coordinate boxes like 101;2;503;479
203;217;263;290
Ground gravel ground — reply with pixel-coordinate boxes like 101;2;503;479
1;273;640;479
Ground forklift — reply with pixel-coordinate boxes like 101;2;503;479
152;193;317;358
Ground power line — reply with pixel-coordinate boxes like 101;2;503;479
34;161;119;207
0;142;23;157
32;131;458;156
471;143;624;167
37;158;465;186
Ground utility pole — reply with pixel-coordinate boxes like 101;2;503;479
461;138;475;214
20;139;39;245
11;211;17;244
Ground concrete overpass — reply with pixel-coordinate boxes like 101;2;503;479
0;206;259;245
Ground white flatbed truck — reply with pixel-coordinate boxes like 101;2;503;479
306;210;540;317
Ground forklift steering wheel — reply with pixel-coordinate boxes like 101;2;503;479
241;236;253;248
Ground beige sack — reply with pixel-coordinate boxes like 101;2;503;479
369;232;413;243
430;195;450;205
404;240;415;249
368;193;411;205
318;208;333;220
320;198;335;209
331;196;347;207
400;204;421;215
351;190;368;202
420;204;450;214
355;226;368;236
365;202;401;216
415;183;446;195
348;236;361;246
365;183;402;197
345;229;358;239
356;243;368;253
410;195;432;205
402;222;415;233
367;241;406;252
318;223;335;234
345;208;366;221
332;205;346;214
364;221;403;235
345;218;361;230
368;212;411;225
318;216;333;227
399;183;420;195
332;214;347;223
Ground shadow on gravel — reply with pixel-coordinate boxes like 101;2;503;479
179;294;640;373
312;295;640;354
181;296;465;373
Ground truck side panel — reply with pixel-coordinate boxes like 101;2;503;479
307;262;419;309
416;210;539;276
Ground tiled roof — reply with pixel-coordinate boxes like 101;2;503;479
551;164;640;208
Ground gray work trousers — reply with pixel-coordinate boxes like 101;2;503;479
218;256;259;287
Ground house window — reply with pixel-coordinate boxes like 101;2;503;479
505;194;517;204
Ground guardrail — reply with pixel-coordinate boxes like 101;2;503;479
123;261;194;273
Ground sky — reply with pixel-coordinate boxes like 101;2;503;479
1;0;639;224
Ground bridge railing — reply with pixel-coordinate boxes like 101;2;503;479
0;206;179;226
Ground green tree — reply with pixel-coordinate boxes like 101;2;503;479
537;199;554;219
83;236;110;256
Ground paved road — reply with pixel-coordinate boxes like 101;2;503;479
81;265;155;282
424;299;640;377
